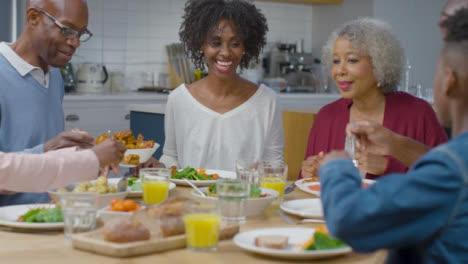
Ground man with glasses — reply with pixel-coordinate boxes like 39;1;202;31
0;0;94;205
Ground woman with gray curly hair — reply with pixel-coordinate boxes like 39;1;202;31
300;17;447;180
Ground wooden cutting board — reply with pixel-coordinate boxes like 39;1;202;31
72;223;239;258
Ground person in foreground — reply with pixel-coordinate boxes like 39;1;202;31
300;18;447;180
144;0;283;171
0;0;94;205
319;8;468;263
0;139;125;193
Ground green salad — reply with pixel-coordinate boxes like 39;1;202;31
171;167;219;181
205;184;266;198
18;207;63;223
127;177;142;191
304;232;348;250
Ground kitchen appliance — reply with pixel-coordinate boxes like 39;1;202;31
76;63;109;93
60;62;75;93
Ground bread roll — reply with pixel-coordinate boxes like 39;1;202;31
102;218;150;243
254;235;289;249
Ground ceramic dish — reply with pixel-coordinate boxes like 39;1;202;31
280;198;323;218
0;204;63;231
295;179;375;196
190;187;278;216
233;227;352;260
170;169;236;187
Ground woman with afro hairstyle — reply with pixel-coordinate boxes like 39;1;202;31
143;0;284;171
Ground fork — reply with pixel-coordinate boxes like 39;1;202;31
277;210;325;225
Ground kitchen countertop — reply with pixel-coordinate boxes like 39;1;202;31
64;91;340;101
63;92;170;101
125;93;341;115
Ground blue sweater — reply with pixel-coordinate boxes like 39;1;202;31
0;54;65;205
319;132;468;264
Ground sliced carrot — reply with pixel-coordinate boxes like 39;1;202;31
212;173;219;180
307;185;321;191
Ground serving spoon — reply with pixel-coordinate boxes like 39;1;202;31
183;178;206;197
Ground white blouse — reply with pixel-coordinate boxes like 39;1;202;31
159;84;284;171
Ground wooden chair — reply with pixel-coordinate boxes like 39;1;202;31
282;108;318;181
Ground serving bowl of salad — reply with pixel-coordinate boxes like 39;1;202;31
189;184;278;216
170;167;236;187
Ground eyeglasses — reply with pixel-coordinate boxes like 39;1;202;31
36;8;93;42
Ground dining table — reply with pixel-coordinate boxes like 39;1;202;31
0;182;387;264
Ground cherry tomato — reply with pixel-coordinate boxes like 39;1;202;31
111;201;126;211
123;200;137;212
110;198;121;207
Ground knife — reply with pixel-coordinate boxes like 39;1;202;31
284;183;296;194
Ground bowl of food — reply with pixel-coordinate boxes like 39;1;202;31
96;130;160;165
123;143;159;164
48;176;128;209
98;199;142;224
190;184;278;216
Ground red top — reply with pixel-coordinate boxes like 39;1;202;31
302;91;448;180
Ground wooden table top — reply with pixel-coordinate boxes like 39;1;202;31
0;185;386;264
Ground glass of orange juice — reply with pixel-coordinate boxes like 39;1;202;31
183;202;221;252
140;168;171;205
259;161;287;201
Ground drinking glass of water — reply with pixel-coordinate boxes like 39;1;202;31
60;194;99;241
216;179;249;224
235;159;260;194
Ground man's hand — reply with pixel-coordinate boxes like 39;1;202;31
355;150;388;175
321;150;350;167
301;151;325;179
346;120;430;167
44;129;95;152
91;139;126;176
346;121;395;156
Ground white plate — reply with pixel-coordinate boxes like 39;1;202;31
0;204;63;230
233;227;351;260
106;178;176;198
119;163;137;168
295;179;376;196
170;169;236;187
280;199;323;219
119;143;159;167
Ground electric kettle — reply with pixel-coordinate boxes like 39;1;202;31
76;63;109;93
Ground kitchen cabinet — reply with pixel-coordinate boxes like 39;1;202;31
63;93;168;137
255;0;342;5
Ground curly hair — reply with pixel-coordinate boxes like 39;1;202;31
322;17;404;94
179;0;268;70
442;7;468;42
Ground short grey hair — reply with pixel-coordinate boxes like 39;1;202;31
322;17;404;94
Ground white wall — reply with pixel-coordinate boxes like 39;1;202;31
310;0;373;56
373;0;445;92
73;0;314;90
308;0;445;93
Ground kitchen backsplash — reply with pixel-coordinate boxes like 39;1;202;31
71;0;313;90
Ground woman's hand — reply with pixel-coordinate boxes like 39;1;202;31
140;157;166;168
132;157;166;177
355;150;388;175
301;151;325;179
91;139;126;177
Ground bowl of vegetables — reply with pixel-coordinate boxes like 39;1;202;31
98;199;142;224
48;176;128;209
170;167;236;187
190;184;278;216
